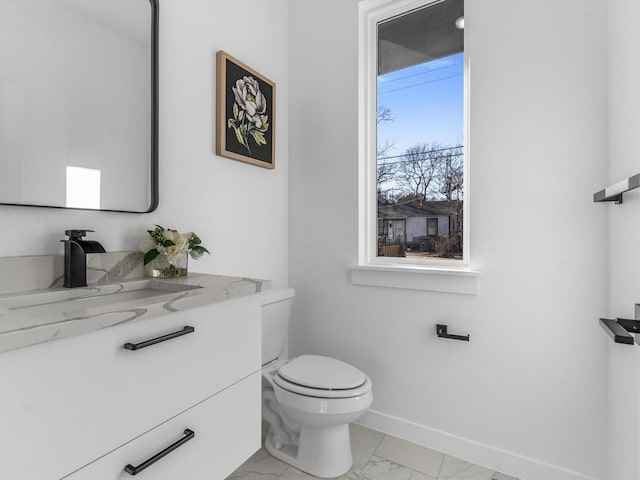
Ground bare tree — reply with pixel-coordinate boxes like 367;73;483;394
377;148;396;194
436;146;464;201
376;105;397;202
397;142;444;202
376;105;393;124
375;105;464;208
433;145;464;256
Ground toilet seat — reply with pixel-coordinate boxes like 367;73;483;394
273;355;372;399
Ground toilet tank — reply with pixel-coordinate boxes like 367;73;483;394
260;288;295;365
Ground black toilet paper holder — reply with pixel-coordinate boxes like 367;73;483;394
436;324;469;342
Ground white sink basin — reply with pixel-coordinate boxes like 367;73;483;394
0;280;200;316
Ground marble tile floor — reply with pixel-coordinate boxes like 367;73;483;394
226;424;520;480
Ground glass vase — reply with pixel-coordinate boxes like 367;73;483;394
147;253;188;278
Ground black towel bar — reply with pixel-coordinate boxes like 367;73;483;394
593;174;640;204
600;318;639;345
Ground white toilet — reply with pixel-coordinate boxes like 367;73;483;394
260;289;373;478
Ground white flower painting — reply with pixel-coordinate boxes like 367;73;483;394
216;50;275;169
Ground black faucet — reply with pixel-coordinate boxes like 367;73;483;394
61;230;106;288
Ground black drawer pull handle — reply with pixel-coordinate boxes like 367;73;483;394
124;428;195;475
124;326;195;351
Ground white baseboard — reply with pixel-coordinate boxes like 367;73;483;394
358;409;601;480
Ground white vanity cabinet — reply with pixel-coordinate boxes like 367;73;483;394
0;295;261;480
66;372;260;480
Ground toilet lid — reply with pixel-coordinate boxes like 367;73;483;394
273;371;372;399
276;355;367;390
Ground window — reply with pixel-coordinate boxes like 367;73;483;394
427;218;438;237
358;0;469;270
66;166;101;209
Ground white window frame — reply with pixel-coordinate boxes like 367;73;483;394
352;0;478;294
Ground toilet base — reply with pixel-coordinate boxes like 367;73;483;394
265;423;353;478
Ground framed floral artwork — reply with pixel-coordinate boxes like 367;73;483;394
215;51;275;169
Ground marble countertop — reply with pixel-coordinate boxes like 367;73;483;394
0;273;271;354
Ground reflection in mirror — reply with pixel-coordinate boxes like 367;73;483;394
0;0;158;213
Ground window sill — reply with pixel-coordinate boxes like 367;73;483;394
348;264;479;295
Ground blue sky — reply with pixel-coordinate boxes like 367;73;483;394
377;52;464;158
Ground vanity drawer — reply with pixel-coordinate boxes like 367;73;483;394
66;372;261;480
0;295;261;480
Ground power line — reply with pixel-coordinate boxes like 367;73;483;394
377;145;463;161
378;61;463;86
378;155;463;168
378;73;463;95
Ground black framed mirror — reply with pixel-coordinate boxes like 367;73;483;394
0;0;158;213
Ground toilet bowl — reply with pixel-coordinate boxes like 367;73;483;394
260;290;374;478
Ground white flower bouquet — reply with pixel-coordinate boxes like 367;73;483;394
141;225;210;266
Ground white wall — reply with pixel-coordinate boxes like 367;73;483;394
0;0;290;288
288;1;608;479
607;2;640;479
